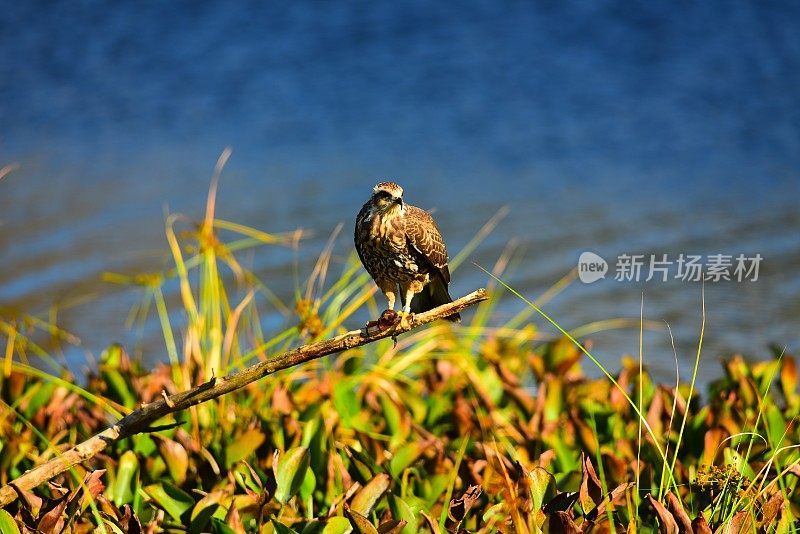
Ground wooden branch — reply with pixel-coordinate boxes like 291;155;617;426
0;288;488;507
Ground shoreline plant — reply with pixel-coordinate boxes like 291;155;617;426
0;158;797;532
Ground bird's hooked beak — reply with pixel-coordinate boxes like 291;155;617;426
396;197;404;209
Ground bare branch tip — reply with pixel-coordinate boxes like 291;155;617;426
161;390;175;408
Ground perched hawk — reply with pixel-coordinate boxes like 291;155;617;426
355;181;460;326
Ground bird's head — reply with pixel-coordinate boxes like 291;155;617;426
370;181;405;214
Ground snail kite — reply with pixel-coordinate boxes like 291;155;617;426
355;181;460;326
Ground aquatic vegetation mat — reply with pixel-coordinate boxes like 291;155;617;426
0;164;797;532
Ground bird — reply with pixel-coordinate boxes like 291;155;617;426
355;181;460;329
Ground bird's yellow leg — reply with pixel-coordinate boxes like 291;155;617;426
396;284;420;330
376;279;397;313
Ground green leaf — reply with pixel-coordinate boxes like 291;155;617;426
303;415;327;481
420;474;449;507
544;379;563;423
379;396;405;448
133;434;157;457
101;368;137;408
99;344;137;407
528;467;557;510
322;516;354;534
110;450;139;506
482;502;505;523
300;465;317;512
552;432;579;473
302;414;321;448
724;448;756;480
333;381;361;427
24;382;56;418
479;366;504;404
388;494;417;534
144;482;194;521
190;490;228;533
425;395;449;427
346;447;381;482
389;443;422;479
764;405;787;450
0;509;20;534
225;428;266;468
272;520;301;534
210;517;239;534
99;342;125;367
233;462;264;494
274;447;311;504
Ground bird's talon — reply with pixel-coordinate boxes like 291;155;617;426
379;309;398;330
365;310;399;335
395;311;414;330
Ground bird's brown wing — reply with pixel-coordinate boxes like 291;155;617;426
354;202;372;275
404;205;451;284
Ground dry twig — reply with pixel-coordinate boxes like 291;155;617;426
0;288;488;507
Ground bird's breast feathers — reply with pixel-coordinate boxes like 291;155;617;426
366;205;406;251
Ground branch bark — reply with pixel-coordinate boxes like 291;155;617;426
0;288;488;507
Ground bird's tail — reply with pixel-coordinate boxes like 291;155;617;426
410;277;461;322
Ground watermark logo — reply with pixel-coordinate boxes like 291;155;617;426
578;251;608;284
578;253;763;283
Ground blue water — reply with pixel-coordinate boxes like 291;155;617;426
1;1;799;383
